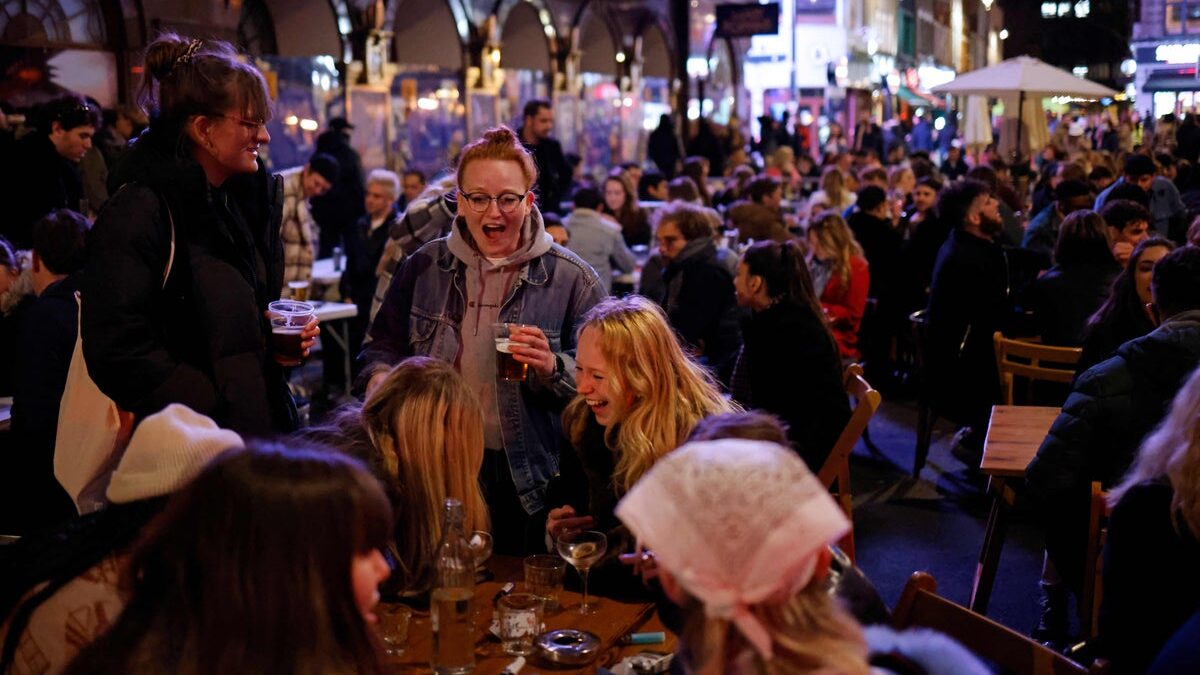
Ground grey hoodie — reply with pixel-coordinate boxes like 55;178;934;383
446;208;553;448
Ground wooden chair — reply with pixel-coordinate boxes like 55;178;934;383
1080;481;1110;641
993;332;1082;406
817;363;881;563
894;571;1109;675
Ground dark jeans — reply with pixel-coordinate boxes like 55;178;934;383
480;448;547;557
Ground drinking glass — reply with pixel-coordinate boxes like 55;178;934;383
491;323;529;382
555;530;607;615
498;593;544;655
523;554;566;612
469;530;493;582
376;603;412;657
267;300;314;367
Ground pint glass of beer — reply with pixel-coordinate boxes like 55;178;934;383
268;300;314;367
287;280;310;301
492;323;529;382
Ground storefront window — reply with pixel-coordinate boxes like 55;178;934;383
391;69;467;178
580;72;621;179
259;56;340;172
1154;91;1179;118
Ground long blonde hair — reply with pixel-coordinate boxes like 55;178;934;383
563;296;737;491
361;357;489;592
820;166;846;208
807;210;864;292
1110;365;1200;539
679;583;870;675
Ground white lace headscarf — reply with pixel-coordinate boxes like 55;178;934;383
615;439;850;661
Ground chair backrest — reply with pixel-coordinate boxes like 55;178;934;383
993;332;1083;405
893;571;1094;675
817;363;881;562
1080;481;1111;641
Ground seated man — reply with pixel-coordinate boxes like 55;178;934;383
637;171;668;202
1022;179;1096;256
563;187;635;295
7;209;90;534
1100;198;1152;265
726;175;791;244
1096;152;1187;243
1026;245;1200;622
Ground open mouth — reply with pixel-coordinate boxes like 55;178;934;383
586;399;609;414
481;223;507;239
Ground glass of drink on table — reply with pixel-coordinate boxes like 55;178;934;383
492;323;529;382
287;280;310;301
555;530;607;615
267;300;314;367
523;554;566;612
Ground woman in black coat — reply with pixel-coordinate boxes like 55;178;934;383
82;34;317;436
730;240;851;471
1026;210;1121;347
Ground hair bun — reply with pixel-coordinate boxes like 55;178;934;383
482;126;518;145
144;33;192;81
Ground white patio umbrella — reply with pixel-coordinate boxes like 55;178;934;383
963;95;993;149
932;56;1117;158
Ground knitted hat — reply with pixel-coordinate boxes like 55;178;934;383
615;439;850;661
106;404;243;504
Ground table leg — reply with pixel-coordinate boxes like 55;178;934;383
970;476;1010;615
323;318;353;399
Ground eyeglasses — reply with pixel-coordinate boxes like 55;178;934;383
215;114;267;132
459;191;527;213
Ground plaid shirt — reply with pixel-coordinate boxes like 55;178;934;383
280;167;317;286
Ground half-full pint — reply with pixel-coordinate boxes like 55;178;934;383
268;300;314;367
271;323;304;367
495;339;528;382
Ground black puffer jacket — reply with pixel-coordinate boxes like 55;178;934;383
1026;311;1200;592
81;125;296;435
656;239;742;381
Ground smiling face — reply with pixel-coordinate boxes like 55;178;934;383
351;548;390;623
459;158;532;258
199;110;270;178
575;326;626;427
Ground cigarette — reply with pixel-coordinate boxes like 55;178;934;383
492;582;515;606
501;656;526;674
620;631;666;645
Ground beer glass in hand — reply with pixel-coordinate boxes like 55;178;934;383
492;323;529;382
268;300;314;367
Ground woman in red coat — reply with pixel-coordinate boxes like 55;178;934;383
807;211;870;361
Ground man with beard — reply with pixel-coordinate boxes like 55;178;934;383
925;179;1016;459
518;100;571;216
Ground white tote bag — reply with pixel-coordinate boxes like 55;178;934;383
55;201;175;514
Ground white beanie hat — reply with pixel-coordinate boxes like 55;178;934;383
106;404;244;504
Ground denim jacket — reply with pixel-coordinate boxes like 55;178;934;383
358;237;604;513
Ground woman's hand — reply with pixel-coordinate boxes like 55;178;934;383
507;325;557;379
299;317;320;357
618;548;661;585
546;505;595;541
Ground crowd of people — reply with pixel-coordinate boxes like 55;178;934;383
4;30;1200;675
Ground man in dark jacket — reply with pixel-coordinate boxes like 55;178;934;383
925;179;1013;449
309;117;366;257
6;210;90;534
519;100;571;216
650;201;741;381
1027;246;1200;601
342;169;400;358
2;95;99;249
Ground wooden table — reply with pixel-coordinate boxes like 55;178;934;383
969;405;1060;614
382;556;675;674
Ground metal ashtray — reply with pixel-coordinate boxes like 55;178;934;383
535;628;601;665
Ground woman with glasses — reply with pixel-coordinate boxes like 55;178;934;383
361;125;604;555
81;34;318;436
